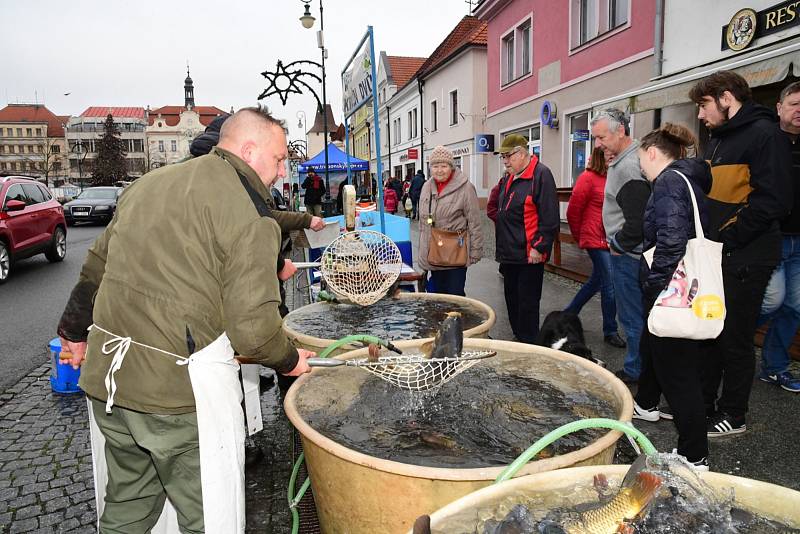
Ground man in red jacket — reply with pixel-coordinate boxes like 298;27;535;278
494;135;559;342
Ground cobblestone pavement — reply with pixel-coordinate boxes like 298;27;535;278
0;364;96;534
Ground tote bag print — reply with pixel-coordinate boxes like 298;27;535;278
645;171;725;340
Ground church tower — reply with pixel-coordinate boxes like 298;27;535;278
184;64;195;110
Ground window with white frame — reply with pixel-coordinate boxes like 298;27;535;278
158;140;165;152
407;110;413;141
430;101;438;132
393;118;401;146
571;0;628;49
502;32;515;84
411;108;418;139
501;17;533;86
450;90;458;126
171;140;177;152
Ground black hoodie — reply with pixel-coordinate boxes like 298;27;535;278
640;158;712;306
702;101;792;267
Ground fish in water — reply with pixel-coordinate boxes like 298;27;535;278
421;312;463;359
554;471;663;534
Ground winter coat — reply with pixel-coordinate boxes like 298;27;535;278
302;174;326;205
57;147;298;414
702;101;792;267
640;158;712;307
384;187;399;213
486;177;502;223
567;169;608;250
409;173;425;201
389;178;404;202
495;156;559;264
418;169;484;271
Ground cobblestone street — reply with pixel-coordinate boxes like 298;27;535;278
0;364;96;533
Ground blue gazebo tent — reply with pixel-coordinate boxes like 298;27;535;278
297;143;369;173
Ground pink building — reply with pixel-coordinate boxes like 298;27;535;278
475;0;657;187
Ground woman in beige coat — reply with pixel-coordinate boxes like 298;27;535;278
418;145;484;296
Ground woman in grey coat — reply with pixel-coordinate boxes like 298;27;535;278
418;145;484;295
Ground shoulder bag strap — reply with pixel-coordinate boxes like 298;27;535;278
672;170;703;240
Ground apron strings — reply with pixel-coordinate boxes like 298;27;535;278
89;324;190;413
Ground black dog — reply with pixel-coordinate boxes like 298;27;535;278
536;311;605;367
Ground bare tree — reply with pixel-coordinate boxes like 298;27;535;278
20;135;67;187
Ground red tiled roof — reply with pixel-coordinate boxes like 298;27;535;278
386;56;427;89
417;16;487;79
148;105;227;127
0;104;67;137
81;107;146;119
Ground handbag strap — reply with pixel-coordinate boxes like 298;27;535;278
672;170;705;240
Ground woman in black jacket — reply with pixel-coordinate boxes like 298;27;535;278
634;123;712;470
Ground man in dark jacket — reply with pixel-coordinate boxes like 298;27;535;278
302;171;326;216
689;71;792;437
409;170;425;219
757;81;800;394
494;134;559;343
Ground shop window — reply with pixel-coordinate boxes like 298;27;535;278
569;112;591;185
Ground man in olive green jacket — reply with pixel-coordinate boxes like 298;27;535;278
57;108;314;532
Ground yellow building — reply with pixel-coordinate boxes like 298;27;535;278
0;104;69;186
350;102;372;164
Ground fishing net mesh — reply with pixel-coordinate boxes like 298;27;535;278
320;230;403;306
351;351;495;390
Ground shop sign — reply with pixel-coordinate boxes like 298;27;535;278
721;1;800;51
572;129;590;142
407;148;418;159
474;134;495;153
452;146;470;157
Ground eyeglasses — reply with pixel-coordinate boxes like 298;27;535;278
499;148;521;160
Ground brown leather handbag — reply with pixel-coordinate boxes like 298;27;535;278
426;189;468;267
428;227;468;267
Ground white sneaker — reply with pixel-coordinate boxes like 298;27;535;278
672;449;709;472
633;401;660;422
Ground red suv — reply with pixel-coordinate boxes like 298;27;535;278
0;176;67;283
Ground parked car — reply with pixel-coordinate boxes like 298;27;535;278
0;176;67;283
63;186;123;225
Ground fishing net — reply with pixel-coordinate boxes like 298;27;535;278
309;351;496;391
319;230;403;306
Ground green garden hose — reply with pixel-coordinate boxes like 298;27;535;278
494;417;658;483
288;334;399;534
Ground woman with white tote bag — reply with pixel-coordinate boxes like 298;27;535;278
633;123;721;471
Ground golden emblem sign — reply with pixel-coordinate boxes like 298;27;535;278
726;8;757;51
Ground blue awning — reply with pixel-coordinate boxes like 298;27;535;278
298;143;369;173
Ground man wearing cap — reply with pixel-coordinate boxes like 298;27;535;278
494;135;559;342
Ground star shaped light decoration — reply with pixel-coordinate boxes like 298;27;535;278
259;60;323;110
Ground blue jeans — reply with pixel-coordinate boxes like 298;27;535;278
565;248;618;337
610;253;643;378
758;235;800;375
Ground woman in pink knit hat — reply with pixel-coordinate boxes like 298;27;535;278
417;145;484;295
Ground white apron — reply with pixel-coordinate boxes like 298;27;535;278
88;326;248;533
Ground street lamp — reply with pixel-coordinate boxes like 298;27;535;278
300;0;332;215
70;139;88;192
296;110;308;147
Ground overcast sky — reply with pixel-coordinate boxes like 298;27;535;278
1;0;472;140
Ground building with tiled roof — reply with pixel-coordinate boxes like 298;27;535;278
417;16;489;199
367;53;428;182
146;67;228;167
66;106;148;181
0;104;69;185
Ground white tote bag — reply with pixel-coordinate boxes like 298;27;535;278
643;170;726;340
